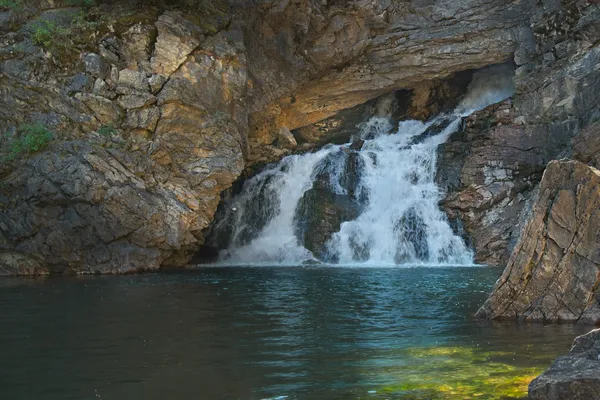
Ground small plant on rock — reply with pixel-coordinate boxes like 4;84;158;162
5;124;54;160
98;124;117;137
0;0;22;11
31;21;66;49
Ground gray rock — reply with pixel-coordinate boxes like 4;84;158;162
437;101;575;267
117;69;149;92
529;329;600;400
0;141;236;275
83;53;110;80
66;73;93;95
75;93;123;125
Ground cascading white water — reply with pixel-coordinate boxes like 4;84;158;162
212;64;515;266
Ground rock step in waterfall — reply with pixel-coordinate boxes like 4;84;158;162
211;65;515;266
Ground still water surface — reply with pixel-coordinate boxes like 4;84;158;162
0;267;590;399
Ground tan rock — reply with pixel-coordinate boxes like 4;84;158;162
151;11;204;76
275;127;296;149
125;107;160;132
76;93;123;125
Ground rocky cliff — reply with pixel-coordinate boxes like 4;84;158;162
437;0;600;267
1;0;599;274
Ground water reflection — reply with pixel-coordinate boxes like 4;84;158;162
0;267;591;399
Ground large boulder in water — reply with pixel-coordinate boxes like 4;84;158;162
476;160;600;323
529;329;600;399
294;152;363;260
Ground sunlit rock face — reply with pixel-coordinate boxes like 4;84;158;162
476;160;600;323
529;329;600;399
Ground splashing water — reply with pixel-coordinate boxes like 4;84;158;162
212;65;515;266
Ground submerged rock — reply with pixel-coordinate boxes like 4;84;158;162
529;329;600;399
476;160;600;323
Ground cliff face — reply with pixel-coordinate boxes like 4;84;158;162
437;0;600;267
0;0;599;274
476;160;600;323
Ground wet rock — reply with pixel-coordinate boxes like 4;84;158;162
529;329;600;399
437;100;576;266
295;182;361;261
349;139;364;151
294;152;363;260
476;160;600;322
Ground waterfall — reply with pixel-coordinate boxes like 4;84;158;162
211;65;515;266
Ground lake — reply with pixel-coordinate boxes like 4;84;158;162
0;266;590;399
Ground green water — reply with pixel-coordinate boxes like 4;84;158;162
0;267;590;399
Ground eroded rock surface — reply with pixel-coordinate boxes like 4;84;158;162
476;160;600;323
244;0;537;163
529;329;600;399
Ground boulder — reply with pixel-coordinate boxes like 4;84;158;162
294;152;363;260
529;329;600;400
476;160;600;322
